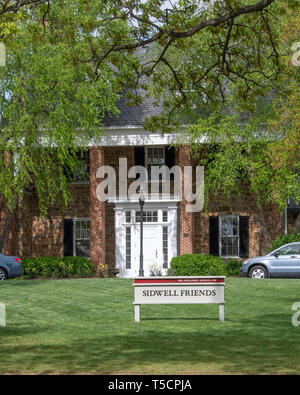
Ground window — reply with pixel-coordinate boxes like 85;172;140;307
162;226;168;268
125;211;131;223
74;219;90;257
126;227;131;269
219;216;239;257
136;210;158;223
145;147;165;181
209;215;249;258
276;244;300;255
162;210;168;222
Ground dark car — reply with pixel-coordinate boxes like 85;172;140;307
240;242;300;279
0;254;23;280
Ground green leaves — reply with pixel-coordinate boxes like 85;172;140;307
183;106;299;214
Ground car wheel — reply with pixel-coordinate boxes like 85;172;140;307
0;268;7;281
249;265;267;279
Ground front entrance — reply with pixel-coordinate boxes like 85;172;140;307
132;223;164;277
114;204;178;278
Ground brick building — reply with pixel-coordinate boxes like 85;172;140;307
2;91;295;277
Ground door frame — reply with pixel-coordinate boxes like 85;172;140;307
114;201;178;278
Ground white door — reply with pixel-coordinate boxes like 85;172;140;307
115;206;178;278
133;224;163;277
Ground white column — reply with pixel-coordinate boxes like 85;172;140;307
114;206;125;277
168;207;178;262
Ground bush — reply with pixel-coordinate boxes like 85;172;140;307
268;232;300;252
22;256;94;279
170;254;228;276
227;259;243;276
97;263;109;278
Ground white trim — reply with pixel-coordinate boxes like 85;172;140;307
115;204;178;278
219;215;240;258
73;217;91;258
88;127;185;147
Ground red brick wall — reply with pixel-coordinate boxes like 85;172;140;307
103;147;135;270
0;205;15;255
178;146;195;254
90;147;105;272
1;144;286;266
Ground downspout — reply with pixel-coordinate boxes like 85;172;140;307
284;201;288;235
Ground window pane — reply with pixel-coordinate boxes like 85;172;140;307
135;211;158;223
163;210;168;222
126;211;131;223
221;219;233;237
163;226;168;268
277;245;300;255
126;228;131;269
74;219;91;257
75;239;90;257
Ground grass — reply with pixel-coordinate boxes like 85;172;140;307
0;277;300;374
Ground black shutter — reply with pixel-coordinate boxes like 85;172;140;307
165;146;175;168
209;216;219;256
134;147;145;167
239;216;249;257
63;219;74;257
165;145;175;180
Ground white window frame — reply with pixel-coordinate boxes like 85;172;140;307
73;217;91;257
219;215;240;258
145;146;166;181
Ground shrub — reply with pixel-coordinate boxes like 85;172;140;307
97;263;109;278
170;254;228;276
149;263;163;276
268;232;300;252
167;267;177;276
22;256;94;279
227;259;243;276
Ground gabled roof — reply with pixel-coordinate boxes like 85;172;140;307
103;87;162;127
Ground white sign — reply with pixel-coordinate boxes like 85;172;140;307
0;302;6;327
133;276;225;322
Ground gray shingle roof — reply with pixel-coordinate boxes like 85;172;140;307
103;87;162;127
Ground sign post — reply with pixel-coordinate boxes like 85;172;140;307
133;276;225;322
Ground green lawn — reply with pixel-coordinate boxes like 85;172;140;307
0;277;300;374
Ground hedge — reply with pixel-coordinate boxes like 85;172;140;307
268;232;300;252
170;254;228;276
22;256;94;278
226;258;243;276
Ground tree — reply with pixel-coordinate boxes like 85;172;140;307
268;3;300;231
181;111;298;249
0;0;293;253
0;0;138;252
175;1;300;249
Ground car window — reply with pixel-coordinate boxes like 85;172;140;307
276;244;300;255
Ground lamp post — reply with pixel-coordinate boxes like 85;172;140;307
139;184;145;277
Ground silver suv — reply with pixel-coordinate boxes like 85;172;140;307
240;242;300;279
